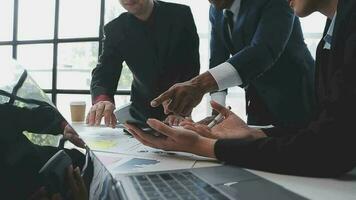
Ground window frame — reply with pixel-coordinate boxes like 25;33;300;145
0;0;130;106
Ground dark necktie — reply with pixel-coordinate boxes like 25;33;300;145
223;9;234;53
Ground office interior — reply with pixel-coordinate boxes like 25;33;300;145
1;0;355;200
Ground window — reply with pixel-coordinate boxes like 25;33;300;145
18;0;55;40
300;12;326;58
17;44;53;89
0;0;325;122
0;0;13;41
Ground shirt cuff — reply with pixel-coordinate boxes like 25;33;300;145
208;62;242;90
93;94;114;105
210;91;227;107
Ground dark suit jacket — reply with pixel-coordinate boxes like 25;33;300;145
91;1;200;120
210;0;315;127
214;0;356;177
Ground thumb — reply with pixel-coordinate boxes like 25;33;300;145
210;100;231;118
151;89;174;107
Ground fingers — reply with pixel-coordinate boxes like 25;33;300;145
146;119;178;138
165;115;184;126
151;89;174;108
88;105;97;126
63;131;85;148
125;123;164;149
210;100;231;118
87;101;115;127
73;167;87;194
67;165;79;193
110;113;117;128
85;112;90;124
162;99;172;115
183;124;214;138
103;106;111;127
94;103;105;125
164;115;174;126
179;120;194;127
173;117;181;126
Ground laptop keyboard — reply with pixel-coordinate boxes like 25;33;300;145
130;171;230;200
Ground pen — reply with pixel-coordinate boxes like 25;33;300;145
207;106;231;128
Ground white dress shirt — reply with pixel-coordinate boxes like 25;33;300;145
208;0;242;106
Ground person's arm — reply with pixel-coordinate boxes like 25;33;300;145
88;23;124;127
0;104;65;136
208;6;233;107
227;0;295;88
90;24;124;104
215;102;356;178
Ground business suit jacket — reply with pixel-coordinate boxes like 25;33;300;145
214;0;356;177
91;1;200;120
210;0;315;127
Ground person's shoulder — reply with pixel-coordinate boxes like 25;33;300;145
104;12;130;33
158;0;190;10
157;0;191;15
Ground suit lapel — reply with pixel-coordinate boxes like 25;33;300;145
219;0;251;54
330;0;355;51
231;0;250;46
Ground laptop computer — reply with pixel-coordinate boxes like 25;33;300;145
114;165;307;200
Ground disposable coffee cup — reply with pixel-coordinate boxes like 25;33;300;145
70;101;86;122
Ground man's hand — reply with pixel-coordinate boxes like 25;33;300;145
125;119;217;158
196;115;216;125
86;101;116;128
63;125;85;148
151;72;219;116
164;115;188;126
67;165;88;200
182;101;267;140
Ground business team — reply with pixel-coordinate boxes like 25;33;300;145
91;0;356;177
127;0;356;177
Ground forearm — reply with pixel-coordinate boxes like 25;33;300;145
0;104;65;136
91;28;123;102
90;65;121;102
27;106;65;135
190;72;219;94
213;126;355;177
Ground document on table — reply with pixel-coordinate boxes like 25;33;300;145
71;124;216;162
94;151;198;174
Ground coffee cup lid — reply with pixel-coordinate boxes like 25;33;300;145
70;101;86;106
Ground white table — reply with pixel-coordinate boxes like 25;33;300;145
71;123;356;200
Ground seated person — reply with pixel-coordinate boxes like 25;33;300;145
0;103;87;199
125;0;356;177
87;0;200;127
